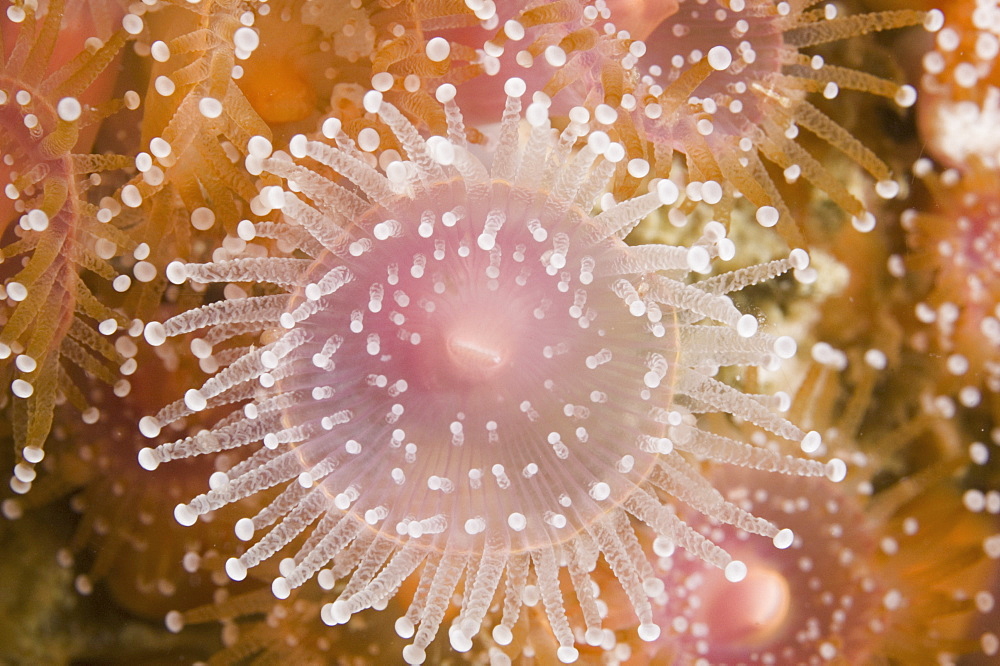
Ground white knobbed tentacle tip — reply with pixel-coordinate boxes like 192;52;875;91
363;90;383;114
435;83;457;103
184;389;208;412
773;335;797;359
724;559;748;582
585;628;604;646
717;238;736;260
237;219;256;241
800;430;822;453
687;245;710;273
245;153;267;182
320;603;336;626
773;528;794;549
208;471;230;490
788;248;810;270
198;96;222;119
190;338;213;358
395;617;416;639
234;517;255;541
895;84;917;108
272;576;291;599
587;130;610;155
137;447;159;470
329;600;352;624
737;314;758;338
557;646;580;663
504;76;526;98
638;622;661;642
174;503;197;526
449;625;473;652
402;644;426;665
165;260;187;285
605;142;626;164
459;619;482;640
425;36;450;62
246;134;272;159
138;416;162;438
144;321;167;346
875;179;900;199
851;212;876;233
321;116;342;139
492;624;513;645
707;45;733;71
923;8;944;31
426;136;455;166
56;97;82;122
755;205;779;228
164;610;184;633
643;577;665;597
289;133;308;158
825;458;848;482
477;232;496;251
225;557;248;581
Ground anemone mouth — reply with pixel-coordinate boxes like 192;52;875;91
443;314;512;383
700;558;793;646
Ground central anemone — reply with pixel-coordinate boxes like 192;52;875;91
139;78;844;664
264;145;685;556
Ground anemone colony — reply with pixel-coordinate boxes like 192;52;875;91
1;0;998;665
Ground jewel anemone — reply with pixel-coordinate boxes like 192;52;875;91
2;0;134;492
918;0;1000;169
120;0;269;236
640;0;935;241
902;159;1000;397
139;77;845;663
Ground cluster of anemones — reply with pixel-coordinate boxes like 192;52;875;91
1;0;997;664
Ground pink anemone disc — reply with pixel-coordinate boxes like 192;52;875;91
635;467;884;665
639;0;933;238
138;77;846;663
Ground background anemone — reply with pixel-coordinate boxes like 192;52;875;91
639;0;933;244
1;0;137;497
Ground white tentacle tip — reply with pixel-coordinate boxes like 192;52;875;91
225;557;247;581
184;389;207;412
165;261;187;285
174;503;197;526
825;458;848;482
724;559;748;582
638;622;661;642
165;610;184;633
234;517;255;541
395;617;415;639
737;314;758;338
492;624;513;645
801;430;822;453
137;447;159;470
557;646;580;663
402;644;426;664
138;416;161;438
143;321;167;346
773;528;794;549
271;576;291;599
